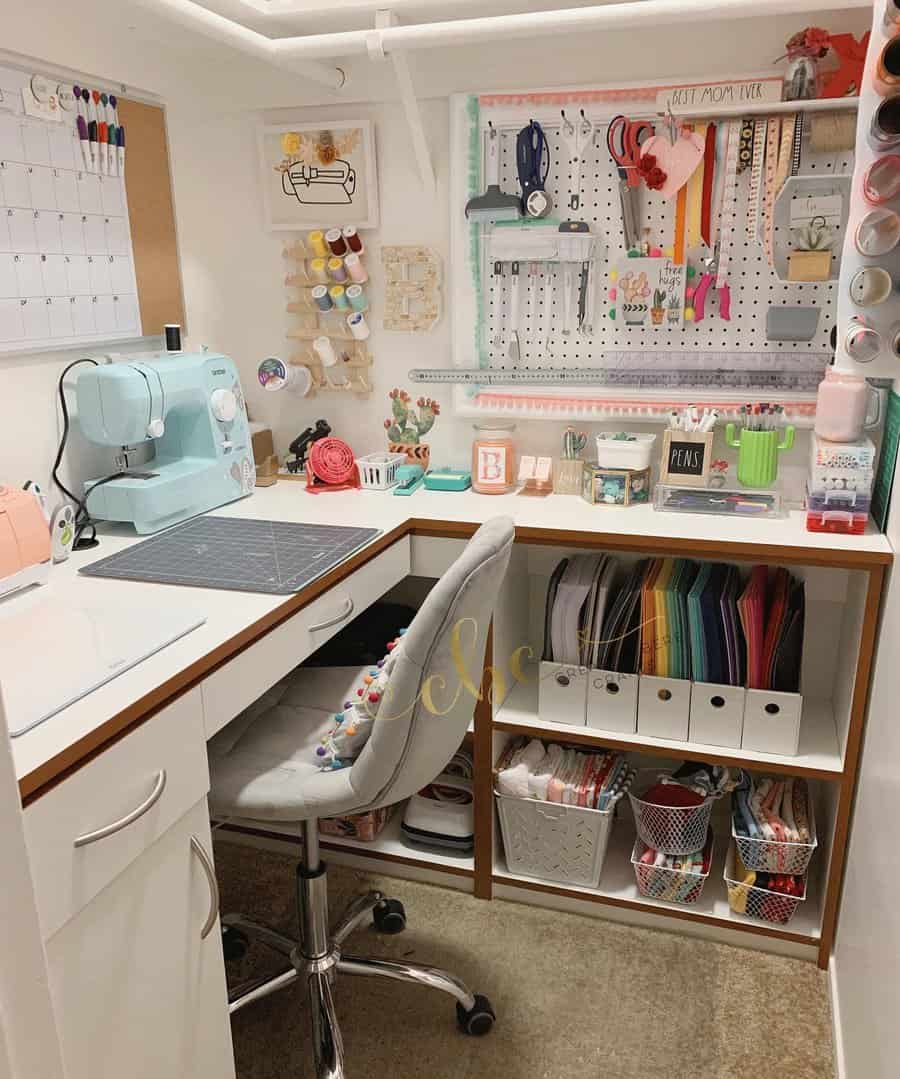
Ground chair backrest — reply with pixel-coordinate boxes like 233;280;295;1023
348;516;514;811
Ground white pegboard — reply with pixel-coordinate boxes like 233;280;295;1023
482;119;851;370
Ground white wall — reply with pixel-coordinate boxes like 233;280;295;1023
0;0;869;496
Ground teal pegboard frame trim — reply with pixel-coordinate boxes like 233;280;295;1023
465;95;487;396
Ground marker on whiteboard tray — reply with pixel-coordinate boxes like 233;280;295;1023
98;121;109;176
87;118;98;172
116;125;126;174
76;115;92;172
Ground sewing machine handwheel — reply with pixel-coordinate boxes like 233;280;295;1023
221;925;249;962
457;994;496;1036
372;898;406;934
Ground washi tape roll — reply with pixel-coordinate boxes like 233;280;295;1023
330;284;349;309
343;226;364;254
345;252;368;284
346;284;367;311
312;284;332;312
310;258;328;284
327;256;347;282
308;230;327;258
347;311;370;340
325;227;348;256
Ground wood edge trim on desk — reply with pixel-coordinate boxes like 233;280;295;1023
216;821;474;878
816;562;887;969
408;519;893;569
492;872;819;948
473;624;495;900
493;720;841;781
18;525;409;805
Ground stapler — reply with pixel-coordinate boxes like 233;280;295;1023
393;464;425;495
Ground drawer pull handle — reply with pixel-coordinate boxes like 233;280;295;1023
190;835;220;940
73;769;167;848
308;596;354;633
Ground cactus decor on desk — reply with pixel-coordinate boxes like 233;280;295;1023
384;387;440;468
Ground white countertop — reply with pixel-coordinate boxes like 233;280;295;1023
5;483;892;791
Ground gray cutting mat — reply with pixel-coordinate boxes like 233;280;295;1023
80;518;382;595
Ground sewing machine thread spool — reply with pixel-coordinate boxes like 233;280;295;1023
310;258;328;284
325;228;348;256
308;230;328;258
312;284;333;312
313;336;338;367
345;252;368;284
164;323;182;353
258;357;312;395
347;311;370;340
327;256;347;282
329;285;349;310
346;284;367;311
343;226;364;254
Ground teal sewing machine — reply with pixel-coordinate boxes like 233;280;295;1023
76;352;254;534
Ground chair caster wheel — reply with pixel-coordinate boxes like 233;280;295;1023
222;925;249;962
456;994;495;1036
372;898;406;934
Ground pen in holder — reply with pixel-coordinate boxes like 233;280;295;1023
726;423;795;489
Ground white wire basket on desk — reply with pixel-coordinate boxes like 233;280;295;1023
356;452;408;490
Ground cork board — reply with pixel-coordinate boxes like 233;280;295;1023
116;98;185;335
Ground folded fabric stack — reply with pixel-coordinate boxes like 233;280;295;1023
496;738;633;810
633;838;713;904
732;775;812;845
727;849;805;923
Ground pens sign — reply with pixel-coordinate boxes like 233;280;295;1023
656;79;782;112
660;431;713;487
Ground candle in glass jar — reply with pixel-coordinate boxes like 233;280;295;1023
472;422;516;494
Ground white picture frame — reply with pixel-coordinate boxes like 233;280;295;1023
257;119;379;231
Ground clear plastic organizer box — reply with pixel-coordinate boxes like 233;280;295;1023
495;788;617;888
631;833;713;905
724;843;807;926
732;799;817;875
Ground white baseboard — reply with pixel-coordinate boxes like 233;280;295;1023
828;955;846;1079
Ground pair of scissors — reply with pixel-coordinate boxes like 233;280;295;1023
606;115;653;250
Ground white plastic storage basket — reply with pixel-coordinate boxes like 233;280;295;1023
594;433;656;470
724;843;807;926
629;775;713;855
356;452;408;490
631;833;713;905
732;798;817;875
495;788;616;888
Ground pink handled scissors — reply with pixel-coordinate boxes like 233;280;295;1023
693;244;731;322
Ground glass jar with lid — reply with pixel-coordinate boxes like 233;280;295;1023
471;422;516;494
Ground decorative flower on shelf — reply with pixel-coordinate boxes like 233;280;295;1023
784;26;831;61
636;153;667;191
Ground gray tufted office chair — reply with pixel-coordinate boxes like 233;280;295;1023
208;517;514;1079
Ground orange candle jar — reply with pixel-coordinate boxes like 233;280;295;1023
472;422;516;494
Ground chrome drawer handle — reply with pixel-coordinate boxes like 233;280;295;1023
190;835;220;940
73;769;167;848
308;596;354;633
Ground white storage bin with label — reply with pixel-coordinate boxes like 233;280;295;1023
689;683;746;749
637;675;691;741
741;690;803;756
538;661;588;726
586;670;639;733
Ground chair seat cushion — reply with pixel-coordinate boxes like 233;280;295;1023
209;666;373;822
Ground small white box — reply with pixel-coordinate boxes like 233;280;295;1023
689;683;746;749
637;676;691;741
741;690;803;757
586;670;639;733
538;660;588;726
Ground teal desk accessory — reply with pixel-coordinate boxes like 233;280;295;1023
393;464;426;495
423;467;472;491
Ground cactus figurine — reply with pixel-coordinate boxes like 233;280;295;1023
385;388;440;469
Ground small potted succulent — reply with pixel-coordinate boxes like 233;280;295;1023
384;388;440;469
788;216;836;282
650;287;667;326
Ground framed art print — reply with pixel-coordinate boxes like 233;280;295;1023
257;120;379;231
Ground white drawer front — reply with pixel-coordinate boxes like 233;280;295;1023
24;687;209;941
201;536;410;739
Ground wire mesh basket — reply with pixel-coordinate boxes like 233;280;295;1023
495;787;616;888
628;776;714;855
732;797;817;875
631;833;713;905
724;842;807;926
356;452;408;490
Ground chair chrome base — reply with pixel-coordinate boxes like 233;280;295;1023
223;822;495;1079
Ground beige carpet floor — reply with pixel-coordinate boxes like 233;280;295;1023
215;840;835;1079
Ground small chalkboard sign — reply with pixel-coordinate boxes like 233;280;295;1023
660;430;713;487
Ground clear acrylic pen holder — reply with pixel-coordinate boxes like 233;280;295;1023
553;458;583;495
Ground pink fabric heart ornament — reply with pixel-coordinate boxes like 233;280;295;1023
640;131;705;200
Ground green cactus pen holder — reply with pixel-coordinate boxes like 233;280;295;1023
726;423;795;489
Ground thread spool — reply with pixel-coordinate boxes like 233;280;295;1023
308;230;327;258
347;311;370;340
164;323;182;353
257;357;312;396
346;284;368;312
330;284;349;310
345;252;368;284
325;228;348;256
313;335;338;366
342;226;364;254
312;284;333;312
309;257;328;284
327;256;347;282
